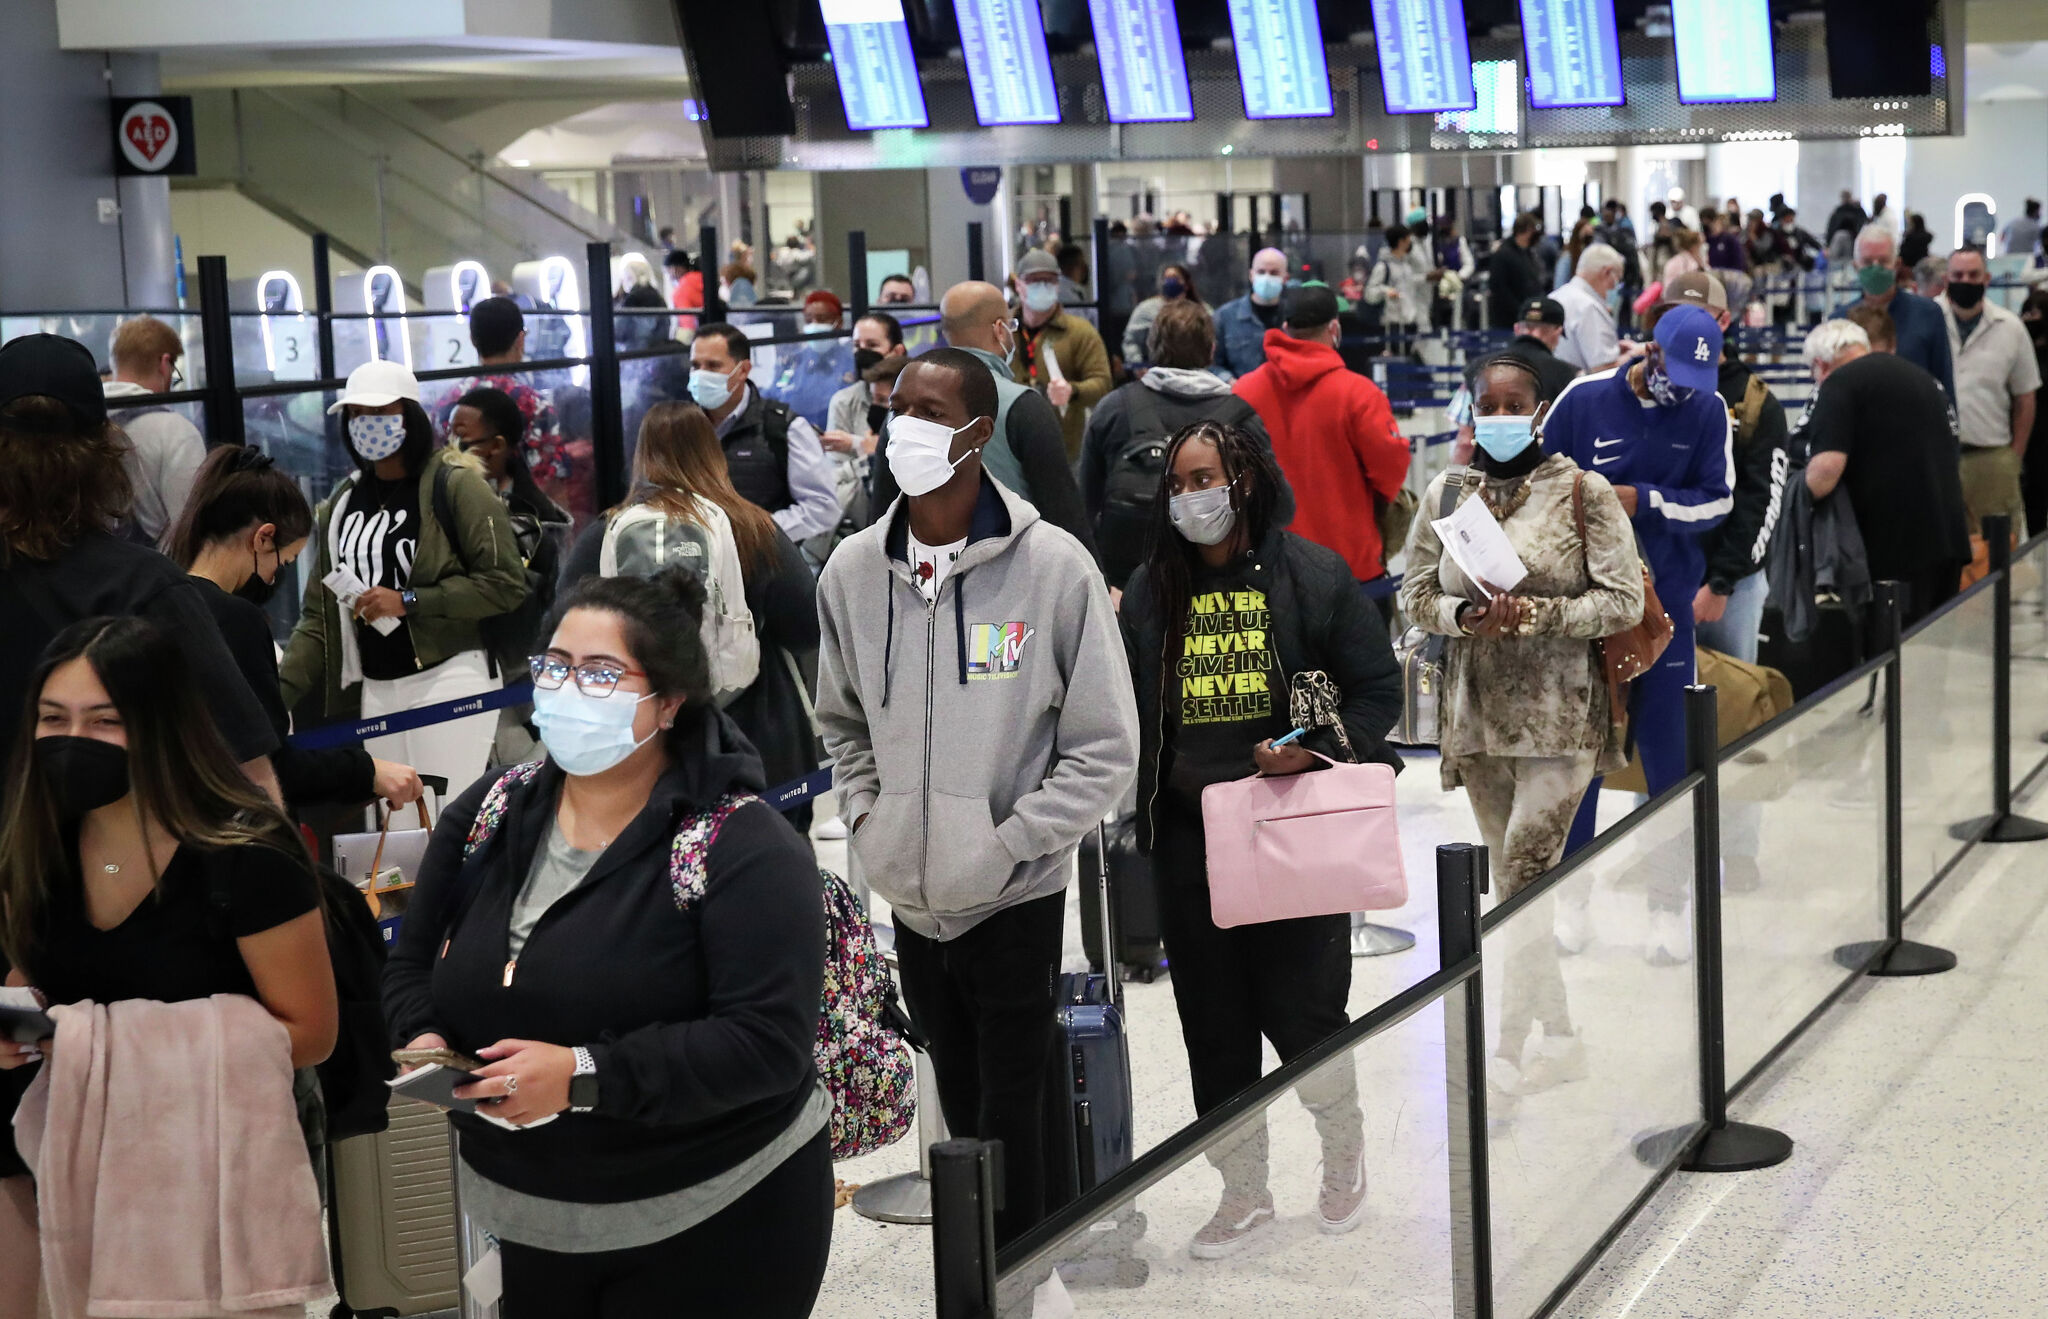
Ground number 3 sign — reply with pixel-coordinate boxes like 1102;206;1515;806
112;97;196;176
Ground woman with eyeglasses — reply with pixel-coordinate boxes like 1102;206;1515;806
382;566;830;1318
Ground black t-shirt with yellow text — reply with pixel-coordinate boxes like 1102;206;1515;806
1167;559;1290;799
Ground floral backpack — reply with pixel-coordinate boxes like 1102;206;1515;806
462;764;916;1161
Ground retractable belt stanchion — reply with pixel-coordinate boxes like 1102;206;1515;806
1681;685;1795;1173
1951;515;2048;842
1838;585;1960;976
1437;842;1493;1319
930;1139;1002;1319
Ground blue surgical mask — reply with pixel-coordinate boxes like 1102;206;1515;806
1160;277;1185;300
348;414;407;462
688;367;734;410
1021;282;1059;314
1251;273;1284;302
533;684;657;776
1604;284;1624;314
1473;414;1538;463
803;322;835;336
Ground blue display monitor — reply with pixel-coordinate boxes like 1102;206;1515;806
1519;0;1625;109
955;0;1062;125
1370;0;1477;114
1088;0;1196;123
820;0;931;131
1227;0;1336;120
1671;0;1777;104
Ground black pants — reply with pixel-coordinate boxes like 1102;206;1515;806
498;1130;834;1319
894;890;1065;1246
1151;796;1362;1191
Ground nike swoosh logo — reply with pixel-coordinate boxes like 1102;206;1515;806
1593;455;1621;466
1594;438;1624;448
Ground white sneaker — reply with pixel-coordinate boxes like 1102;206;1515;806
1645;907;1692;967
1488;1057;1524;1125
814;816;850;841
1516;1033;1589;1092
1555;890;1592;955
1030;1270;1077;1319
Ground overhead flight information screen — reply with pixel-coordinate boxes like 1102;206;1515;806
821;0;931;130
1227;0;1336;119
1519;0;1625;108
1370;0;1477;114
955;0;1062;125
1672;0;1777;103
1088;0;1196;123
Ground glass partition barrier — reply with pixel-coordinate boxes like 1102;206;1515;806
1481;788;1702;1319
1720;674;1886;1085
998;986;1461;1318
1898;587;1997;900
2004;537;2048;787
2;311;209;387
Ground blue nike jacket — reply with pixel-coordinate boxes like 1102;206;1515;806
1542;367;1734;595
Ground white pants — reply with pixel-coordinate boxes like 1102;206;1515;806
360;650;499;801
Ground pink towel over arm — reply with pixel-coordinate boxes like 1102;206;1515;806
13;995;330;1318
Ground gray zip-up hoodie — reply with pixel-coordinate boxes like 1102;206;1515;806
817;474;1139;940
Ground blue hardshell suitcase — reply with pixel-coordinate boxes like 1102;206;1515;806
1049;823;1135;1201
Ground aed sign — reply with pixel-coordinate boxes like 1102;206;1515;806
112;97;196;176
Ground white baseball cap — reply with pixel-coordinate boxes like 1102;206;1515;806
326;358;422;414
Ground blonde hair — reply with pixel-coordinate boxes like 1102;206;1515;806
110;316;184;374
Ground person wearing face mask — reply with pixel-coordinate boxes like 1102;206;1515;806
1551;242;1629;372
824;310;908;459
1121;263;1207;369
1119;418;1396;1257
1213;247;1292;378
1940;245;2041;583
2021;290;2048;535
279;359;526;797
1010;248;1113;460
1837;223;1956;404
1542;305;1733;963
1364;227;1431;355
816;348;1137;1254
384;568;832;1316
172;444;426;814
1402;356;1645;1105
0;616;338;1318
762;288;858;432
685;324;843;550
869;282;1098;555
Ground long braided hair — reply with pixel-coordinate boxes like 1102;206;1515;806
1141;419;1288;677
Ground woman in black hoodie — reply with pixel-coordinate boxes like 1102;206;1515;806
383;567;829;1317
1121;419;1402;1261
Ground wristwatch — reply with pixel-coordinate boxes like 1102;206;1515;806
568;1047;599;1113
399;588;418;608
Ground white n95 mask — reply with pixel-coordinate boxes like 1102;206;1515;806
889;414;977;497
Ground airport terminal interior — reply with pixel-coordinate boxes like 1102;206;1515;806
2;0;2047;1316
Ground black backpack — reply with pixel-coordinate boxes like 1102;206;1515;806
1097;387;1257;585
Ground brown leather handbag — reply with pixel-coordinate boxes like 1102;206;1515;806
1572;471;1674;726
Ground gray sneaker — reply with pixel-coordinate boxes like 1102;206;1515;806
1188;1191;1276;1259
1317;1148;1369;1234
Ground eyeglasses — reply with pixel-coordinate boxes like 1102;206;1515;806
169;364;185;390
528;655;647;697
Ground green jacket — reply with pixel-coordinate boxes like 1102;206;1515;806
1014;307;1113;460
280;448;527;720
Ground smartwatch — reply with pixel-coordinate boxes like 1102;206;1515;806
568;1047;599;1113
399;588;418;609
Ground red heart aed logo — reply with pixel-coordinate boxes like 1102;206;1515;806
125;113;172;164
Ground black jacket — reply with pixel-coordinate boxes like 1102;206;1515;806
1702;351;1792;597
1078;380;1296;586
721;388;796;514
1120;530;1403;852
560;519;821;795
382;712;823;1203
1487;240;1549;329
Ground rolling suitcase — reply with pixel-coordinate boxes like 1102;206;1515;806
1077;813;1168;983
329;1097;461;1317
1047;822;1136;1206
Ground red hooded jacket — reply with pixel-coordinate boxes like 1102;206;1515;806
1233;329;1412;581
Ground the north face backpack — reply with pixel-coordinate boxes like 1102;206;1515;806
597;497;760;706
460;767;915;1162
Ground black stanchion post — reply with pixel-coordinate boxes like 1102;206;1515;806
311;232;337;382
1681;685;1794;1173
967;221;986;283
195;255;244;446
583;241;628;511
1058;196;1072;248
930;1139;1000;1319
698;223;724;323
1838;584;1959;975
1952;514;2048;842
1436;843;1493;1319
1092;216;1111;307
847;230;870;320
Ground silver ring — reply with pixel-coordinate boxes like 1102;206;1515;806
502;1075;519;1096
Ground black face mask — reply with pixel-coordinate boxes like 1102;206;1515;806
853;347;884;376
1946;281;1986;311
35;736;131;817
236;545;281;606
866;403;890;435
